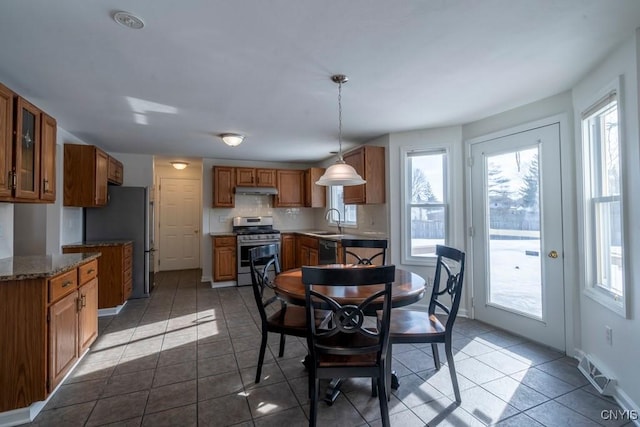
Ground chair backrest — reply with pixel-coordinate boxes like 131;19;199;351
249;244;281;324
428;245;466;332
341;239;388;265
302;265;396;361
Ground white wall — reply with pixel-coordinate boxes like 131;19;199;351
0;203;13;258
572;33;640;410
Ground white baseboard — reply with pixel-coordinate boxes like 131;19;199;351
210;280;236;289
98;301;127;317
201;275;212;284
0;349;90;427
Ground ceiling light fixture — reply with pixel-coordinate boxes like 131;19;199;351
170;161;189;170
220;133;245;147
113;11;145;30
316;74;366;187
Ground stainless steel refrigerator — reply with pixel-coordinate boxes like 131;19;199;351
84;186;155;298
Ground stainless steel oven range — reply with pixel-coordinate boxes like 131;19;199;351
233;216;281;286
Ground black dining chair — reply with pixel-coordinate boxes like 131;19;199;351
386;245;466;403
249;244;308;384
302;264;396;427
341;238;388;265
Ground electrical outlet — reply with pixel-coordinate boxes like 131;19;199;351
605;326;613;346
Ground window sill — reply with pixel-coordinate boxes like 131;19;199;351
583;286;628;318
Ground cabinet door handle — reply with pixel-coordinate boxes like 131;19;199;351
43;179;49;192
11;171;16;190
88;269;95;274
62;280;73;288
81;294;87;308
76;297;82;312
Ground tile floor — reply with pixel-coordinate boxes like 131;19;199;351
22;269;630;427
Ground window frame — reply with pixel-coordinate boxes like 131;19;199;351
579;77;629;317
401;146;450;266
328;185;357;228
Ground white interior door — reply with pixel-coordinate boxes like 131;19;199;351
159;178;201;271
470;123;565;350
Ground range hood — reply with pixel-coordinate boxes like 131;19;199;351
234;186;278;196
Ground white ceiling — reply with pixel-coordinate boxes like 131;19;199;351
1;1;640;163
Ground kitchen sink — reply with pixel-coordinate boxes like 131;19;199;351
309;231;338;235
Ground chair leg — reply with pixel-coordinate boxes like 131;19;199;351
310;377;320;427
445;340;461;404
278;333;286;357
431;343;441;370
371;378;377;397
377;369;390;427
255;332;268;383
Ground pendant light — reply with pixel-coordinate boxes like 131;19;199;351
316;74;366;186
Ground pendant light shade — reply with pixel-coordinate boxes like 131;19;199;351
316;160;365;186
316;74;366;187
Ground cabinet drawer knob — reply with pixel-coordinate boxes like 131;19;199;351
87;268;95;274
62;280;73;288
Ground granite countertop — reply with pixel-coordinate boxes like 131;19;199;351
62;240;134;248
0;253;101;282
209;230;387;241
290;230;388;242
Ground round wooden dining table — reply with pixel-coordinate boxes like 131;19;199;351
273;264;427;310
274;264;427;404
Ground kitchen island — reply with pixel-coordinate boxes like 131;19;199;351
0;253;100;422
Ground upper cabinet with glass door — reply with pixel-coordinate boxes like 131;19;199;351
0;81;57;203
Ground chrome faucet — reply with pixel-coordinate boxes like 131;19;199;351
325;208;343;234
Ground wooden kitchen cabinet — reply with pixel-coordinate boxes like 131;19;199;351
0;256;99;412
213;166;235;207
236;167;276;187
280;233;297;271
213;236;236;282
77;260;98;355
0;82;57;203
40;113;57;201
297;235;319;267
63;242;132;309
275;169;304;207
0;83;14;200
107;156;123;185
63;144;109;207
304;167;326;208
14;97;41;201
343;145;386;205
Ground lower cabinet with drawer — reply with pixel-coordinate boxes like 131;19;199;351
212;236;236;282
0;256;99;413
62;242;132;309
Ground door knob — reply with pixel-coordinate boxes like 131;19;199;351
548;250;559;259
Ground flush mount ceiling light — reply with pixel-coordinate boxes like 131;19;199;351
113;11;145;30
170;161;189;170
220;133;245;147
316;74;366;187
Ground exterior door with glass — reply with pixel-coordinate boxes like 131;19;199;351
470;123;565;350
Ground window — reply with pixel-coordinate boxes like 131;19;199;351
328;186;357;227
581;87;627;315
403;149;448;262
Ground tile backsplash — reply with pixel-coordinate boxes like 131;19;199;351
208;195;316;232
207;195;388;236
